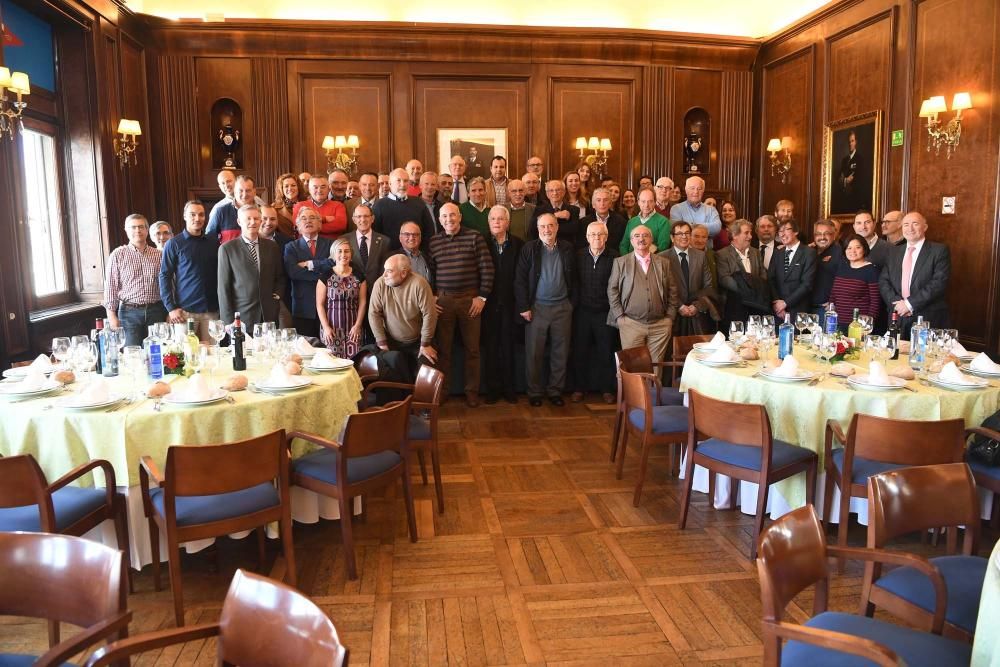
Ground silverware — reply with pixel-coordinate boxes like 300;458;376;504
153;399;163;412
224;395;236;404
808;374;827;386
900;384;918;393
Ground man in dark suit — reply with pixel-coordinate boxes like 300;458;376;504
718;219;771;332
579;187;627;253
483;206;524;404
373;168;435;250
751;214;780;271
658;221;718;335
283;208;333;337
529;179;580;246
768;219;817;321
346;204;392;290
344;172;380;228
570;220;618;404
878;211;950;333
853;210;890;269
217;205;285;331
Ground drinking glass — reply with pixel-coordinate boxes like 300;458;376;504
187;344;204;375
858;315;874;340
795;313;809;342
807;313;821;334
51;337;71;369
818;334;838;366
121;346;144;399
758;315;775;337
209;319;226;352
758;333;775;369
881;334;897;363
73;342;98;380
865;335;883;363
728;321;744;343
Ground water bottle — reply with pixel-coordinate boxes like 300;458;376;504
144;326;164;380
909;316;929;371
100;319;119;377
824;303;838;334
778;314;794;360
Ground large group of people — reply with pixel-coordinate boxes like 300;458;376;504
104;155;951;408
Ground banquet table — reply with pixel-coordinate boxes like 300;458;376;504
679;349;1000;521
0;358;363;567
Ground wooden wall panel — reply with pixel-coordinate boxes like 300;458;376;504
549;78;634;183
719;70;753;216
149;55;199;226
673;68;722;189
249;57;290;200
120;33;153;220
640;65;672;188
195;57;253;188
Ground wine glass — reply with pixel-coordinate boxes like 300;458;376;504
818;334;838;366
758;315;775;338
51;337;71;369
858;314;874;340
728;321;744;344
120;346;144;399
187;344;204;375
758;331;775;369
209;319;226;354
881;334;897;364
866;335;883;364
795;313;809;343
73;342;98;381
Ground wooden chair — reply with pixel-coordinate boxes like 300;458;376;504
0;453;132;611
139;430;296;627
662;334;714;387
615;369;688;505
822;414;967;560
361;365;446;514
290;397;417;579
862;463;987;642
85;568;348;667
609;345;685;463
679;389;817;559
965;425;1000;529
756;504;972;666
0;531;131;667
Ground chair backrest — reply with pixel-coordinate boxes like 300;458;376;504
689;389;771;449
165;430;288;497
620;369;655;424
413;364;445;405
868;462;980;552
618;345;654;374
217;569;347;667
0;531;126;628
342;396;413;459
0;454;55;528
756;505;830;622
850;414;966;465
672;334;713;360
355;350;379;382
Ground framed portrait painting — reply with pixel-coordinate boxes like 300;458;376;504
820;110;883;222
437;128;508;180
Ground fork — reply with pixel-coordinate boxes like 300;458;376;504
153;399;163;412
106;398;133;413
808;374;827;386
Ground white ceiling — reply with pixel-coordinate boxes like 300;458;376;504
125;0;835;39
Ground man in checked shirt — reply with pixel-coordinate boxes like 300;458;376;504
103;214;168;346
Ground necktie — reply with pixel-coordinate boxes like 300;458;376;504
247;241;259;269
679;251;690;288
760;244;767;267
359;234;369;267
452;180;460;201
783;248;792;273
308;239;316;257
901;245;916;299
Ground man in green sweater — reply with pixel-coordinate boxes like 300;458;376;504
620;188;671;255
460;177;491;236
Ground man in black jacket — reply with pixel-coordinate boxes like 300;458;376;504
483;206;525;404
768;219;817;322
570;221;618;403
515;213;576;407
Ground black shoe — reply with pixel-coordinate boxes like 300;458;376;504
548;395;565;407
504;393;517;404
529;396;543;407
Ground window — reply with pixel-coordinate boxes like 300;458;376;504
20;126;70;299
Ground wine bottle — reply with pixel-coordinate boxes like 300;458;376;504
91;318;104;375
847;308;863;345
232;312;247;371
886;312;901;360
183;318;200;376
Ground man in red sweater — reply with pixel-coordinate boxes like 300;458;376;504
293;175;347;240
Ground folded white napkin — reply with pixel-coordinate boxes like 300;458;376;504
73;376;111;404
970;352;1000;373
771;355;802;377
706;332;726;349
19;366;48;391
267;362;294;386
951;340;971;357
30;354;54;371
293;337;316;355
310;351;337;368
939;361;974;384
179;373;217;400
706;344;740;362
868;361;891;385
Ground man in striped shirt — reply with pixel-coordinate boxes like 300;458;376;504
103;213;167;346
428;202;495;407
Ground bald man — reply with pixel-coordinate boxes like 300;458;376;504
405;159;423;197
368;254;438;380
878;211;951;334
670;175;722;238
881;210;904;246
372;167;436;250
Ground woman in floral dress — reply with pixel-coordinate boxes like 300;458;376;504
316;238;367;358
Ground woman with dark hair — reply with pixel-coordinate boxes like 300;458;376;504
576;162;593;201
713;199;738;251
272;172;303;237
829;233;881;322
563;170;591;218
608;182;622;211
620;188;639;218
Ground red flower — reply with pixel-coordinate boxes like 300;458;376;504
836;342;848;355
163;354;179;370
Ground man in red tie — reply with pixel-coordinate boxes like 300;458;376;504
283;208;334;337
878;211;951;335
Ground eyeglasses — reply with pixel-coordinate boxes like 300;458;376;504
527;162;543;167
672;231;691;237
400;232;421;238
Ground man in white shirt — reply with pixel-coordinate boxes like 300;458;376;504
448;155;469;203
878;211;951;331
754;214;779;270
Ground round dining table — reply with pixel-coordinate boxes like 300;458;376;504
679;348;1000;522
0;356;364;567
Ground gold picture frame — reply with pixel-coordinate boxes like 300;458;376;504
820;110;883;223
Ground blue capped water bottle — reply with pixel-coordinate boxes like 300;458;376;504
778;314;794;360
824;303;838;334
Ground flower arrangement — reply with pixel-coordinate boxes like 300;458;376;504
830;337;860;362
162;352;184;375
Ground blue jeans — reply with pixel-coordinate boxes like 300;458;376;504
118;302;168;347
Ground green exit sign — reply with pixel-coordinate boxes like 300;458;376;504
891;129;904;147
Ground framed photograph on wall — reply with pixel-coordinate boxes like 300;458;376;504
821;110;883;223
437;128;508;180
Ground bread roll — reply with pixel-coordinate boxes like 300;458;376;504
889;365;915;380
288;353;303;364
53;370;75;384
223;374;248;391
739;347;759;361
831;362;856;377
146;381;171;398
764;359;780;370
285;361;303;375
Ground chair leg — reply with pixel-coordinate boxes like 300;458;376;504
167;542;185;627
836;488;852;573
708;472;716;508
632;437;652;507
805;461;817;510
678;445;696;529
991;493;999;530
416;450;429;485
256;526;267;572
148;517;161;592
609;403;623;463
822;468;835;535
751;480;770;560
615;429;629;480
338;494;358;580
729;480;739;511
431;443;445;514
114;494;134;594
401;463;419;543
280;515;297;587
47;620;59;648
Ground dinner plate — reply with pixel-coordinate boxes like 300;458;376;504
56;393;128;410
305;357;354;372
847;375;907;391
692;342;724;352
253;377;313;392
926;373;989;391
695;353;743;367
0;379;63;398
760;369;815;383
961;363;1000;378
3;366;55;379
162;389;229;406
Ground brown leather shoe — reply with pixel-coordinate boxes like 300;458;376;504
602;392;616;404
465;392;480;408
570;391;584;403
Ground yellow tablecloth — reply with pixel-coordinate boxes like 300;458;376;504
0;360;363;486
973;539;1000;666
680;350;1000;508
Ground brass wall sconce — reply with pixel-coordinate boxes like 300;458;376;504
322;134;360;177
114;119;142;167
766;138;791;183
575;136;612;178
0;67;30;140
918;92;972;158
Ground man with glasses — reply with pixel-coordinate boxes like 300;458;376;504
658;220;717;335
104;214;168;346
768;219;817;321
810;218;843;321
570;221;618;404
526;156;544;180
881;210;905;246
392;222;435;288
653;177;674;217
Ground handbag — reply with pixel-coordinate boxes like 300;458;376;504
969;409;1000;466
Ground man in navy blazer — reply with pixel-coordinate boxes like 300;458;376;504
283;208;333;337
878;211;950;332
768;219;817;321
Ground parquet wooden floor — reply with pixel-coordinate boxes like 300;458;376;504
2;398;996;665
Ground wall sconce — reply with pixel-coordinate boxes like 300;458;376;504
575;136;612;178
114;119;142;167
766;137;792;183
0;67;30;141
919;92;972;158
322;134;360;177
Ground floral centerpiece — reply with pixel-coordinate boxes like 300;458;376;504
162;351;185;375
829;336;860;362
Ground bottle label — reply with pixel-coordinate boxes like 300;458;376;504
148;342;164;379
824;314;838;334
778;326;794;359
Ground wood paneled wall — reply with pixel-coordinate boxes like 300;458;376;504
754;0;1000;353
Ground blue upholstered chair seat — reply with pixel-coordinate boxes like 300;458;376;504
0;486;107;532
407;414;431;441
149;483;279;527
967;457;1000;481
0;655;73;667
627;406;689;434
830;449;909;485
292;449;402;486
696;437;813;471
658;386;685;406
781;611;972;666
873;554;986;633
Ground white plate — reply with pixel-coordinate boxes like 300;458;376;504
692;342;723;352
760;369;816;383
695;354;743;367
306;357;354;372
961;363;1000;378
253;377;313;392
162;389;229;406
56;393;128;410
926;373;989;391
0;379;63;398
847;375;907;391
3;367;55;379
